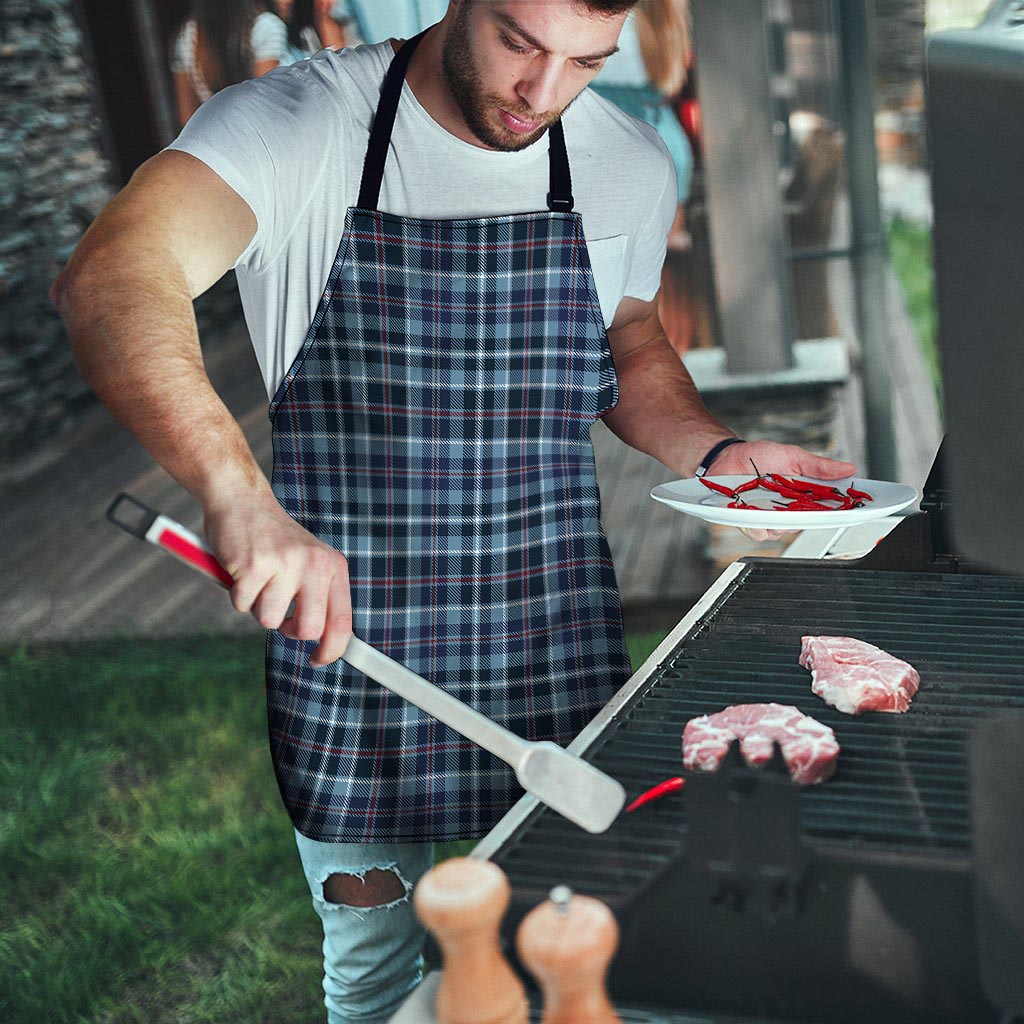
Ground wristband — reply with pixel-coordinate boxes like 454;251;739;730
695;437;745;478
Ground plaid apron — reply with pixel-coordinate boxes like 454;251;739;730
266;30;630;842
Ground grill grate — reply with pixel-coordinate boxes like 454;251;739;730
494;563;1024;904
527;998;781;1023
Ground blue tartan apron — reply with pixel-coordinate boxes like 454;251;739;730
266;30;630;842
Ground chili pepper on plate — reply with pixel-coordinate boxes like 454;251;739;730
698;477;738;498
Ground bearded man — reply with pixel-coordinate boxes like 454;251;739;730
52;2;854;1020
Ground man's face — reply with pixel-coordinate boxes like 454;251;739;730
441;1;627;152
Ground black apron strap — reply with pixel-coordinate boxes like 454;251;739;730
357;29;429;211
358;28;575;215
546;119;574;213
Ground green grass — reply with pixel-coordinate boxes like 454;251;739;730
1;629;667;1022
887;216;942;406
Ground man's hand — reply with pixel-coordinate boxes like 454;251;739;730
708;440;857;543
203;494;353;667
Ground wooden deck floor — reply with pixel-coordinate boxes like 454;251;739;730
3;251;940;644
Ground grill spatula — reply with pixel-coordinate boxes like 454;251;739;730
107;493;626;834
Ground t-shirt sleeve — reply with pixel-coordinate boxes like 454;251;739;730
165;65;342;272
623;133;678;302
169;23;191;74
251;12;289;62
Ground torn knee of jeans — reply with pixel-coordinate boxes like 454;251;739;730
322;867;410;910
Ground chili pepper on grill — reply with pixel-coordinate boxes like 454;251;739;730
698;477;737;498
625;776;685;813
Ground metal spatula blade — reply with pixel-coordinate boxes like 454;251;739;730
515;741;626;834
108;493;627;834
342;638;626;834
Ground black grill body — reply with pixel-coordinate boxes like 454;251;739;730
487;552;1024;1023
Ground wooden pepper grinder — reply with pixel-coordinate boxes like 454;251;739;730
516;885;621;1024
413;856;528;1024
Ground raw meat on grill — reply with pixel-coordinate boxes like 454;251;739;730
799;635;920;716
682;703;840;785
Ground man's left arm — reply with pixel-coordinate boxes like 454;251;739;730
602;294;856;483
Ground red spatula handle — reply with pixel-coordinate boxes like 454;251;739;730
106;493;234;589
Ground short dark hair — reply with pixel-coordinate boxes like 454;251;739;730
578;0;640;13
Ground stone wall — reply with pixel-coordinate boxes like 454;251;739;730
0;0;116;460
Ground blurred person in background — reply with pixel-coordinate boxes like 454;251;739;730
171;0;289;126
591;0;693;246
337;0;449;45
277;0;350;63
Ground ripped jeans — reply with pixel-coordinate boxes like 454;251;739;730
294;829;436;1024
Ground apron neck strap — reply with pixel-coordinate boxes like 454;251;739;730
357;29;575;214
358;29;426;212
546;120;574;213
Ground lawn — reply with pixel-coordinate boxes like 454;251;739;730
0;630;666;1023
887;215;941;405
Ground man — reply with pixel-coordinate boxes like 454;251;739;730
52;1;855;1020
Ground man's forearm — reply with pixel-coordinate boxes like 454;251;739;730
602;332;735;477
53;253;272;513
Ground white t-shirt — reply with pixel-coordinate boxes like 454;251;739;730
168;40;677;399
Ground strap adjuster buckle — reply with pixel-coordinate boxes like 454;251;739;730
547;191;574;213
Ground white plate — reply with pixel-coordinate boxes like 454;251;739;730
650;476;920;530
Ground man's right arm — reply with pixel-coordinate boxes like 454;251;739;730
51;150;352;664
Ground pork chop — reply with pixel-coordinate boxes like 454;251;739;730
682;703;840;786
799;636;920;716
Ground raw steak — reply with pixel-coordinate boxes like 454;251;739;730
682;703;840;786
799;636;920;716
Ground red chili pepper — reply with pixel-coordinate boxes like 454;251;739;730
698;477;737;498
847;486;873;501
776;498;835;511
761;479;822;502
768;473;816;494
626;776;685;813
734;478;762;494
772;473;844;499
758;478;800;496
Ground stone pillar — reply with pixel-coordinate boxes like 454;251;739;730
0;0;116;461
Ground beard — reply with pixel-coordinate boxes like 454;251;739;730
441;3;564;151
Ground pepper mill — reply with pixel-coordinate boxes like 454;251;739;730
516;885;621;1024
413;856;528;1024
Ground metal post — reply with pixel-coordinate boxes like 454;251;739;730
837;1;899;480
690;0;795;374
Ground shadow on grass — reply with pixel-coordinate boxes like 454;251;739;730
1;629;667;1022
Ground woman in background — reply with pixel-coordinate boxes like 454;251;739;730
278;0;350;64
171;1;289;127
592;0;695;350
591;0;693;213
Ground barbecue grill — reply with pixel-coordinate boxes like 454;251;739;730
394;9;1024;1022
471;453;1024;1022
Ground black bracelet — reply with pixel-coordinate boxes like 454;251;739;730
695;437;745;478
